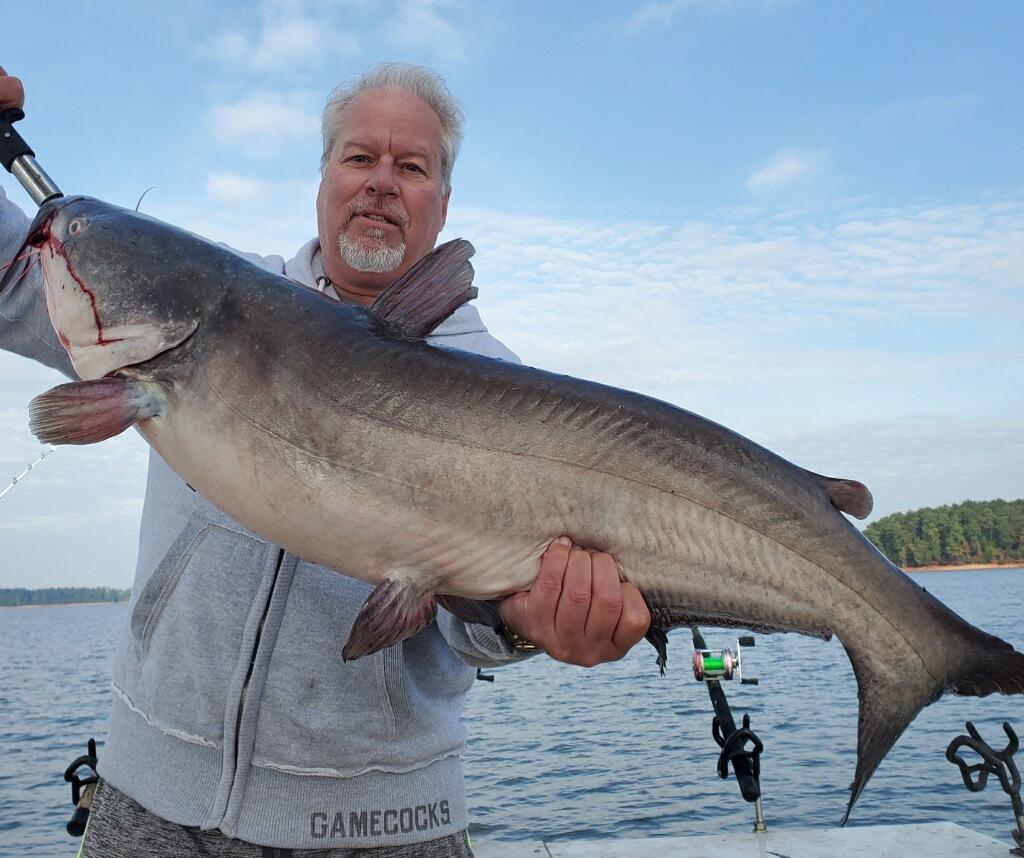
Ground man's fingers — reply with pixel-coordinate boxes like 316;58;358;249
502;538;649;667
0;70;25;111
552;547;592;645
499;538;569;646
583;552;622;642
612;582;652;652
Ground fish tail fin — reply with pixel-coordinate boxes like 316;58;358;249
841;620;1024;825
841;641;936;826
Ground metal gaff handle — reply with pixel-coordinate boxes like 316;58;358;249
0;108;62;206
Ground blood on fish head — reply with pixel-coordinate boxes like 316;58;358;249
33;196;207;380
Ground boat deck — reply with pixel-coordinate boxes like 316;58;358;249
476;821;1012;856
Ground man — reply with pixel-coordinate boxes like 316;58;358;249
0;64;651;856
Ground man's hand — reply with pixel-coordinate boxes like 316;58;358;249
500;536;651;667
0;67;25;111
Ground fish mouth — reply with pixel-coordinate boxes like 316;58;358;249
26;196;76;248
0;196;81;298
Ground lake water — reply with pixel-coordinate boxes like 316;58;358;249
2;569;1023;856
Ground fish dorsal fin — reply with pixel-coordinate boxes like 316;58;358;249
808;470;874;519
368;238;477;339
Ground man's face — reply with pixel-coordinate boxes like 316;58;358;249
316;88;450;301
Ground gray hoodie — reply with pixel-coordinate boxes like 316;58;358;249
0;186;531;849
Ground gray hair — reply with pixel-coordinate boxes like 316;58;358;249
320;63;464;194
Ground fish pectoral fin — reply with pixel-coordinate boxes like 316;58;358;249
342;574;438;661
436;595;503;628
806;470;874;519
367;239;477;339
29;377;164;445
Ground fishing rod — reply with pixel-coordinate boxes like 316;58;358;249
0;108;62;503
0;444;57;502
691;626;766;832
0;107;62;204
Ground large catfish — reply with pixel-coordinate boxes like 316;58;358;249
6;196;1024;821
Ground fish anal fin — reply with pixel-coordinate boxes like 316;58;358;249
368;239;477;339
29;377;163;445
807;470;873;519
645;623;669;675
342;574;437;661
436;595;503;628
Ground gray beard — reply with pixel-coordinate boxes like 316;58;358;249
337;228;406;274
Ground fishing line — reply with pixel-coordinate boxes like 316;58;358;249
0;444;57;502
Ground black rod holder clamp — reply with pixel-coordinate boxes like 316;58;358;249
64;737;99;838
713;711;764;802
947;720;1024;855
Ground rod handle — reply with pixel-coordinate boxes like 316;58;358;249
0;108;33;171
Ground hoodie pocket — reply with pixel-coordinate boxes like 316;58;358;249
130;515;209;653
252;561;413;774
124;513;274;742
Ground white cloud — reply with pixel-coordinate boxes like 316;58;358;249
626;0;788;34
168;176;319;255
377;0;469;61
206;91;320;159
746;148;828;193
760;417;1024;523
627;0;707;34
198;0;474;75
206;172;270;206
199;9;360;72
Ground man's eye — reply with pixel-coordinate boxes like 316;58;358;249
402;163;424;173
346;155;371;164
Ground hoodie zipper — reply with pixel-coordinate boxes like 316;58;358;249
232;548;286;780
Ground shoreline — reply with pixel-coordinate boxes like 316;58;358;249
4;564;1023;607
903;562;1023;573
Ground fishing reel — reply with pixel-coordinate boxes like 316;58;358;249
692;635;758;685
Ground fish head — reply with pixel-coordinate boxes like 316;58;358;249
27;196;208;380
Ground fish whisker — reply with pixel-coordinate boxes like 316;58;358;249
0;253;40;294
0;247;39;274
135;187;156;212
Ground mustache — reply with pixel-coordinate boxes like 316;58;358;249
345;198;409;229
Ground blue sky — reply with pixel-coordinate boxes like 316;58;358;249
1;0;1021;588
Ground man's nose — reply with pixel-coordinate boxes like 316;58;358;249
365;161;398;196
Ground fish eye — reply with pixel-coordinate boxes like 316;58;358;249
68;218;88;236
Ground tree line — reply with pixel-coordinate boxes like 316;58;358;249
0;587;131;607
864;498;1024;568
